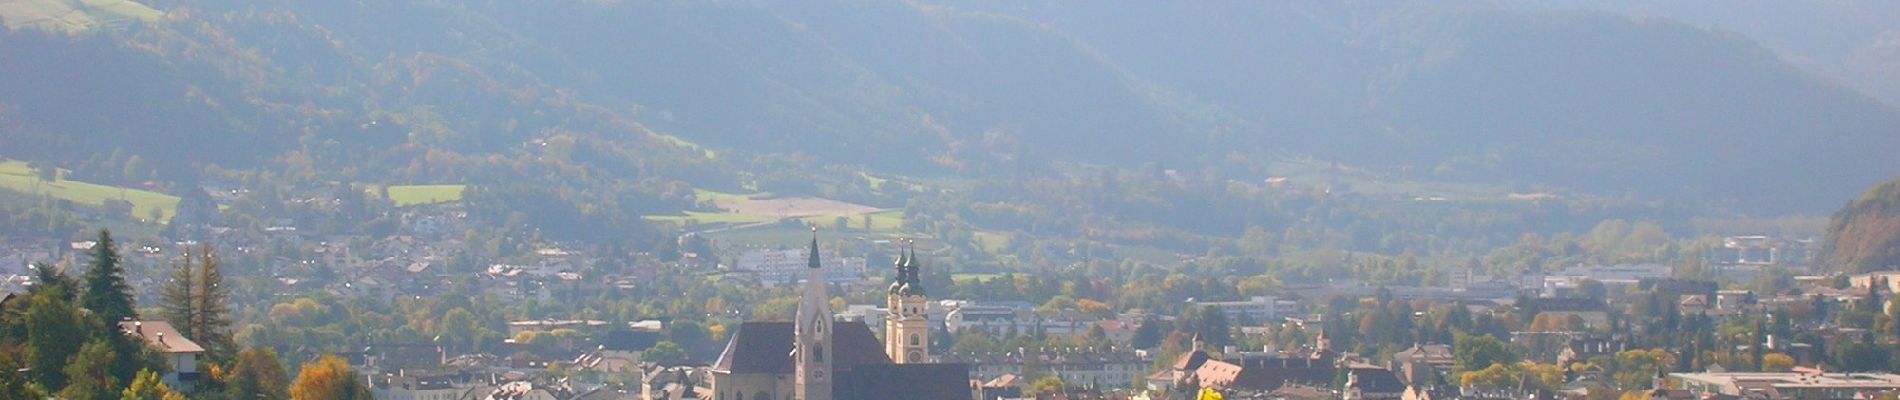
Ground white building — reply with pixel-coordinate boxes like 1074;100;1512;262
1672;372;1900;400
730;248;865;286
120;321;203;390
1195;296;1297;324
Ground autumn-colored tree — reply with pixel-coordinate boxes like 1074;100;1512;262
1613;349;1675;390
227;347;291;400
121;370;186;400
1761;353;1795;372
1030;375;1066;395
289;355;372;400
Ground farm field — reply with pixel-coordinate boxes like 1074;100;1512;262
653;189;903;235
386;184;466;206
0;159;178;223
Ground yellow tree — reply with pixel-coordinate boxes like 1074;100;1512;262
289;355;371;400
122;370;186;400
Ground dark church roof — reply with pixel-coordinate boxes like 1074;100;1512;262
837;363;972;400
1347;367;1407;394
711;320;892;374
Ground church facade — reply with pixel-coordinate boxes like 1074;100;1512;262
708;233;971;400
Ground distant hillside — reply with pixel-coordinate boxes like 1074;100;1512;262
0;0;159;33
0;0;1896;214
1825;177;1900;273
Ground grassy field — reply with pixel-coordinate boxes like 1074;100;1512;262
796;209;904;233
644;211;779;225
972;230;1012;253
0;0;161;33
0;160;178;223
693;188;765;204
952;273;1006;284
386;184;466;206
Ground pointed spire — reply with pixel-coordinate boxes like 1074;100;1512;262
807;226;822;269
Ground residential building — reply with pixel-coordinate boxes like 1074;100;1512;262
1671;371;1900;400
1195;296;1297;325
730;248;867;286
120;321;204;389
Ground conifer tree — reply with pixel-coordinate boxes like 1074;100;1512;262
159;250;196;342
81;230;136;324
193;245;235;362
29;262;75;302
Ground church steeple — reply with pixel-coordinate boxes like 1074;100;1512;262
795;227;833;400
886;239;930;364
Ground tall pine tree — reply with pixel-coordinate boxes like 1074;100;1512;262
81;230;136;324
158;245;236;363
159;250;196;343
193;245;235;363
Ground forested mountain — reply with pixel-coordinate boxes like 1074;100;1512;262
1;0;1896;215
1825;177;1900;273
1497;0;1900;107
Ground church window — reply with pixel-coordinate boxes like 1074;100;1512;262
909;334;921;346
813;345;825;362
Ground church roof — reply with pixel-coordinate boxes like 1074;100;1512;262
1348;367;1407;394
837;363;972;400
710;320;892;374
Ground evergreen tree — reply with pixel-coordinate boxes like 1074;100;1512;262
29;262;75;302
81;230;136;324
158;250;196;344
1197;306;1231;348
193;245;235;363
1132;315;1164;349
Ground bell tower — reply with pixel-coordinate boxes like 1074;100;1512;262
795;228;833;400
885;239;931;364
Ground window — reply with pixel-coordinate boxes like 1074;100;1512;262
812;345;825;362
909;334;921;346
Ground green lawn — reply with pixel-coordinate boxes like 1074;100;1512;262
796;210;904;233
692;188;766;204
952;273;1005;284
644;211;779;225
972;230;1012;253
386;184;466;206
0;160;178;223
